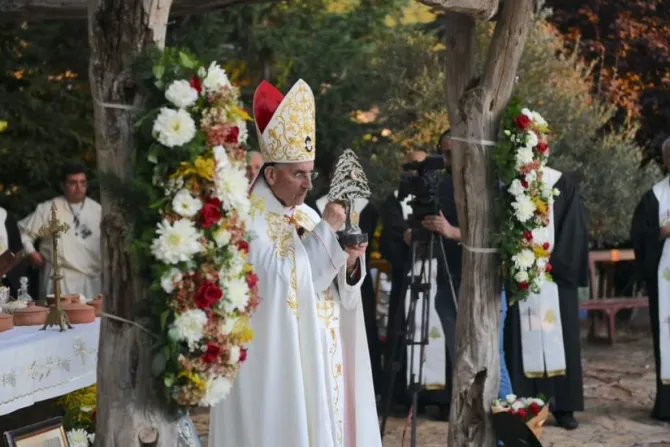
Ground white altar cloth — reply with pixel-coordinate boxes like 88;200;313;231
0;319;100;416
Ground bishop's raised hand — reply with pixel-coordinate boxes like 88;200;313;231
322;202;346;231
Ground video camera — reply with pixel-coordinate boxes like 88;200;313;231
397;154;445;225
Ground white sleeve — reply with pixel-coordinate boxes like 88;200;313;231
18;204;45;254
301;220;347;292
336;255;366;310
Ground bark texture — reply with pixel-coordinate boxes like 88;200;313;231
88;0;176;445
436;0;535;445
0;0;270;21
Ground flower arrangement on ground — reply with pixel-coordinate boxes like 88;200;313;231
492;393;550;439
132;48;260;410
493;99;559;304
56;385;96;446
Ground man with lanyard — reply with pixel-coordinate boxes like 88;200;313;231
19;162;102;300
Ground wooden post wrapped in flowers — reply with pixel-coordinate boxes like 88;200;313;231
493;99;559;305
130;48;260;410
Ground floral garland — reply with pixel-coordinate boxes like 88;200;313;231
493;100;559;304
492;393;547;422
133;48;259;409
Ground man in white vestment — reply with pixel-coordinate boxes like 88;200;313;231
209;79;381;447
19;163;101;300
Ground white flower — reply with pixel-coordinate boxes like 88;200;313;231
172;188;202;218
80;406;93;413
152;108;196;148
532;111;548;127
236;120;249;144
228;345;241;364
223;276;250;312
220;317;238;336
172;309;208;350
531;227;549;247
525;130;539;149
552;187;560;197
213;145;230;168
512;195;536;223
215;164;250;219
225;250;246;278
505;394;517;404
525;170;537;184
515;147;534;170
151;219;203;265
160;268;183;294
202;62;231;93
536;257;548;271
531;275;544;291
508;179;526;197
200;376;233;407
67;429;90;447
213;228;232;248
521;108;533;119
514;270;529;283
165;80;199;109
512;249;535;270
88;433;95;444
197;66;207;78
532;397;546;407
512;400;525;411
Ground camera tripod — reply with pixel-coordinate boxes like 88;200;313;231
379;226;458;446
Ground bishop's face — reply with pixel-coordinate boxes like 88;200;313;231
266;161;315;207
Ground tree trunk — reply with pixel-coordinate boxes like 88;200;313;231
440;0;535;445
88;0;176;445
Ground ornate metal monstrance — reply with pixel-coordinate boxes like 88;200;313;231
32;202;72;332
327;149;371;247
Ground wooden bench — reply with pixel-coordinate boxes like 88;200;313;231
579;249;648;344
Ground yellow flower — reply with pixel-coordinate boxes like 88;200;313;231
231;106;251;121
194;156;215;180
244;264;253;273
0;121;7;133
533;198;548;215
179;370;207;391
233;318;255;343
533;245;549;259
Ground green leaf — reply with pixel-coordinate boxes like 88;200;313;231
151;352;167;377
178;51;198;69
153;64;165;81
160;310;170;330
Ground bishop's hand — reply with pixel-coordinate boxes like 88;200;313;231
322;202;346;232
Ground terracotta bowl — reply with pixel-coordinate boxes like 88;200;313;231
62;302;96;324
64;294;82;303
46;295;72;307
13;306;49;326
0;312;13;332
88;297;103;317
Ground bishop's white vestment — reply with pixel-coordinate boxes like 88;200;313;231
19;196;102;300
209;179;381;447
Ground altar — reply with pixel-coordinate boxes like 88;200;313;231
0;319;99;416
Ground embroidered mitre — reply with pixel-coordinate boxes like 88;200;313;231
252;79;316;164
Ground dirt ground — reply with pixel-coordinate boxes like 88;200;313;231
193;328;670;446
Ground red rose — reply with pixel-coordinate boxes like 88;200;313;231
199;198;222;229
239;347;248;363
237;240;249;254
225;126;240;144
517;408;527;420
520;179;529;189
190;76;202;94
536;141;548;154
202;342;221;364
194;282;223;309
246;271;258;289
524;231;533;241
514;114;531;130
545;263;553;273
543;242;550;250
529;402;541;416
519;281;529;290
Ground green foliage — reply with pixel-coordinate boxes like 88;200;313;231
0;22;96;218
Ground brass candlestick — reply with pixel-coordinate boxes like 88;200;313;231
32;202;72;332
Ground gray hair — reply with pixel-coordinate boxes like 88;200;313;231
663;138;670;160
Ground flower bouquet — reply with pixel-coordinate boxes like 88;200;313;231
56;385;96;446
492;394;550;439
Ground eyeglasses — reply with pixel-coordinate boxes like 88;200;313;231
291;171;319;182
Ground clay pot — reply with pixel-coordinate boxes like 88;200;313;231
88;297;103;317
0;312;13;332
64;294;81;303
13;306;49;326
62;302;96;324
46;295;72;307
